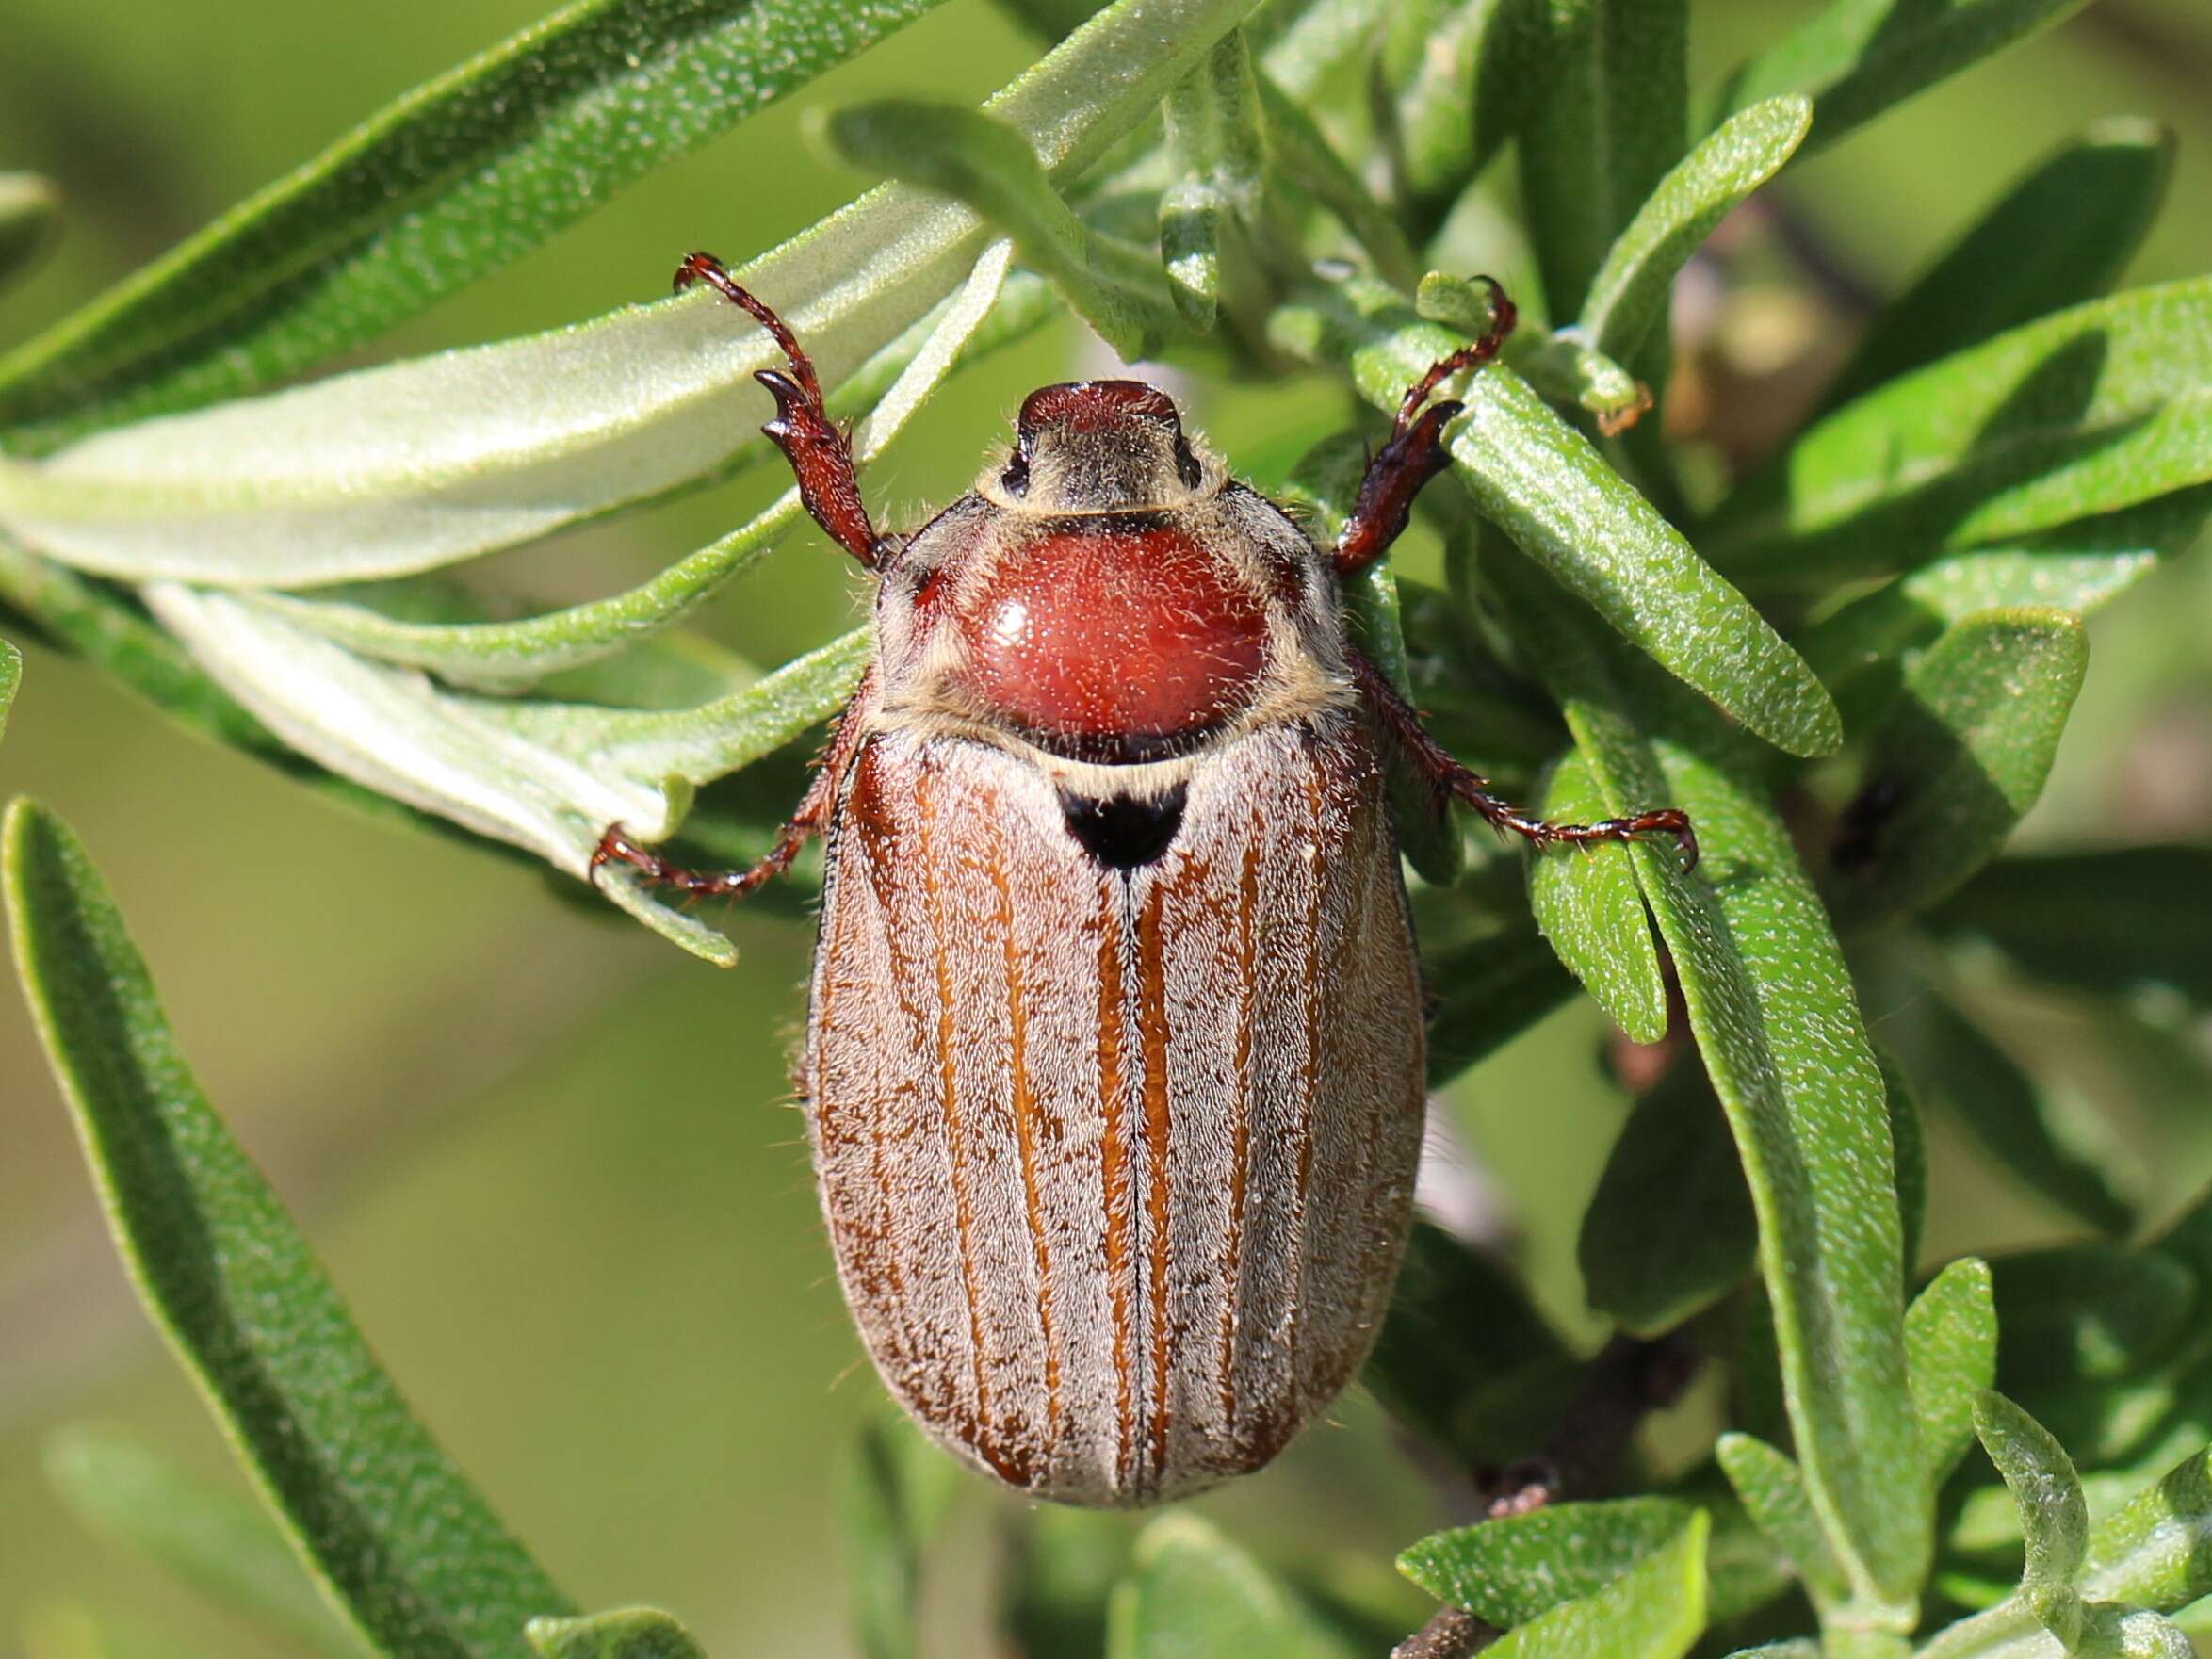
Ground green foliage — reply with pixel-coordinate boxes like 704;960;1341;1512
5;0;2210;1654
2;802;571;1658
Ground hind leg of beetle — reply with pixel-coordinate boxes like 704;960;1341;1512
675;251;880;568
1351;652;1698;869
593;671;878;897
1334;277;1519;576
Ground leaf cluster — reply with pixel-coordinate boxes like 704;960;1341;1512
2;0;2209;1654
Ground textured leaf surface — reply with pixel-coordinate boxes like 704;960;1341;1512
525;1610;706;1659
1579;1061;1756;1335
3;801;572;1659
1496;561;1924;1612
41;1426;356;1658
1529;753;1666;1042
1973;1391;2089;1635
1820;118;2174;415
1830;607;2086;924
0;0;1260;583
1575;95;1810;366
1713;282;2212;585
1715;1435;1850;1612
1270;278;1841;756
1105;1512;1353;1659
1905;1259;1999;1486
1398;1500;1699;1627
0;0;953;449
1481;1508;1707;1659
1712;0;2091;156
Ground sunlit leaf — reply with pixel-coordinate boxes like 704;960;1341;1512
1398;1500;1700;1628
1820;117;2174;415
1905;1259;1998;1487
0;0;1262;583
1974;1391;2090;1643
1715;1435;1851;1613
1270;275;1842;756
1830;607;2087;924
1481;1508;1708;1659
525;1609;707;1659
3;801;573;1659
1711;0;2092;157
1712;282;2212;586
1529;753;1666;1042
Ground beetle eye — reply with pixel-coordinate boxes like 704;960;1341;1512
1000;452;1030;497
1173;436;1202;490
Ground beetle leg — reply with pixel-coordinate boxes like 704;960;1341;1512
1350;651;1698;869
1334;278;1519;576
675;251;881;568
592;668;879;896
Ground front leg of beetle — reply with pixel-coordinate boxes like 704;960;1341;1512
593;670;881;897
675;252;881;567
1353;653;1698;868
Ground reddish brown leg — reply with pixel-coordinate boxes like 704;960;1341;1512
1335;277;1519;576
593;671;879;897
1352;652;1698;869
675;251;880;568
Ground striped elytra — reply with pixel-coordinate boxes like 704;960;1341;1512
595;256;1694;1507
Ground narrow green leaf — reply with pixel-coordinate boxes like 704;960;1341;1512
0;0;1261;582
1579;1060;1756;1334
0;635;19;740
41;1426;357;1659
1398;1499;1699;1627
1974;1391;2090;1642
1716;1435;1852;1613
1791;486;2206;733
257;252;1027;686
1269;276;1842;756
1889;991;2133;1235
2;801;573;1659
1924;848;2212;1012
1830;607;2087;924
1820;119;2175;415
825;100;1181;360
0;0;957;449
2084;1607;2197;1659
1494;560;1926;1610
2081;1445;2212;1614
1363;1219;1571;1466
1379;0;1524;214
1481;1508;1708;1659
1575;95;1812;367
1529;753;1666;1041
1423;925;1579;1089
1251;79;1419;287
525;1610;707;1659
1159;32;1269;329
1520;0;1688;326
1993;1247;2194;1392
1105;1512;1354;1659
1711;0;2090;157
1905;1259;1998;1486
1711;282;2212;586
841;1416;962;1659
0;172;60;290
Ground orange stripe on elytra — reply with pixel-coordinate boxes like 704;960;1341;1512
1096;891;1135;1488
1137;876;1175;1485
988;816;1063;1441
1217;827;1261;1438
914;766;1009;1482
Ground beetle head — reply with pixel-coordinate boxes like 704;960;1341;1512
986;380;1211;512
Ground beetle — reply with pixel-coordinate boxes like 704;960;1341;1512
594;252;1694;1506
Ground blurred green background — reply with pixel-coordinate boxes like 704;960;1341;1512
2;1;2210;1653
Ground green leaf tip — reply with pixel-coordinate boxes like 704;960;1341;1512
526;1609;708;1659
1971;1391;2089;1641
0;637;20;743
3;797;572;1659
1531;754;1667;1043
1480;1506;1709;1659
1904;1258;1997;1486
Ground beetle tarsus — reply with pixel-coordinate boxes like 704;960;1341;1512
674;250;880;567
1351;650;1697;870
1335;276;1518;576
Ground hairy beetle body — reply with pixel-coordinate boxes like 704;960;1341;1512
596;255;1695;1507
